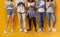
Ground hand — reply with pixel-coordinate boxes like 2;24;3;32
49;2;52;7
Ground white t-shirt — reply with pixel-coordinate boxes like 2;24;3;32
17;5;25;13
15;0;26;7
27;2;35;7
46;2;55;13
15;0;26;13
5;1;14;9
38;0;45;12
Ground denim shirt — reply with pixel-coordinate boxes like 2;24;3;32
36;0;46;13
36;0;41;9
27;8;36;19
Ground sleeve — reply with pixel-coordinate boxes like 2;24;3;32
35;1;40;9
40;1;45;6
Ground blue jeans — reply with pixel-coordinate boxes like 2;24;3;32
7;9;14;15
46;13;56;27
38;12;44;30
27;8;36;19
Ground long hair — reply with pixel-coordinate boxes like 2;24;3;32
7;0;13;2
47;0;49;2
47;0;53;2
28;0;34;2
51;0;53;1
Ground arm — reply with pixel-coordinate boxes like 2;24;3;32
52;2;55;9
40;1;45;8
35;1;40;9
4;2;7;9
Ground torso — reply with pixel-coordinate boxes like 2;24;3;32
17;0;26;13
46;2;55;13
38;0;45;12
5;1;14;9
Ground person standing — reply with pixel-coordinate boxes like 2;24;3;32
46;0;56;32
4;0;15;34
15;0;27;33
26;0;37;31
36;0;45;32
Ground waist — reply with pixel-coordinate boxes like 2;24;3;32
18;12;25;14
7;7;13;9
38;8;45;12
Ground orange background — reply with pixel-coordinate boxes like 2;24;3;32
0;0;60;37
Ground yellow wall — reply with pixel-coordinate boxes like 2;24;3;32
0;0;60;37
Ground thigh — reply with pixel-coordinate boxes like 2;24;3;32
38;12;41;21
51;13;56;20
41;13;44;20
46;13;50;19
17;13;21;20
22;13;26;20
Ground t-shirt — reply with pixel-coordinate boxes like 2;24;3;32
15;0;26;7
5;1;14;9
27;2;35;7
46;2;55;13
15;0;26;13
38;0;45;12
17;5;25;13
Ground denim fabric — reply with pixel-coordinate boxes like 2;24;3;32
46;12;56;27
27;8;36;19
7;9;14;15
36;0;41;9
38;12;44;29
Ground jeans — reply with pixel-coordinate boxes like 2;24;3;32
46;13;56;27
38;12;44;30
7;9;14;15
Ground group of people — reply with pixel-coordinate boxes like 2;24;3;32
4;0;56;34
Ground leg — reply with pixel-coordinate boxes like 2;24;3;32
27;18;31;31
11;14;14;32
46;13;51;31
4;15;10;34
27;14;31;31
37;12;42;32
51;13;56;32
41;13;44;30
46;13;51;27
51;13;56;28
32;17;37;31
22;13;27;32
18;13;22;32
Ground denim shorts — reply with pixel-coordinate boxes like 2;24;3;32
7;9;14;15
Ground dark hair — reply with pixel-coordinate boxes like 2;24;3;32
47;0;53;2
51;0;53;1
28;0;34;2
47;0;49;2
7;0;13;2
